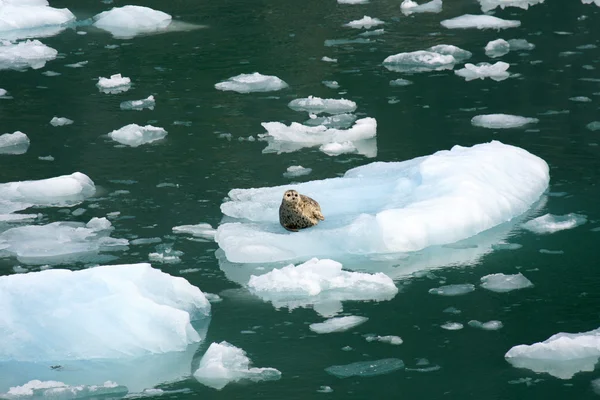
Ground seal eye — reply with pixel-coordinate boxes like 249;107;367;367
286;193;290;197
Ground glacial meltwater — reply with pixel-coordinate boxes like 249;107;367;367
1;0;600;398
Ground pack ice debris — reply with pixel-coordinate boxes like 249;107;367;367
149;244;183;264
569;96;591;102
322;56;337;63
485;39;510;58
344;16;384;29
587;122;600;131
320;141;357;156
193;341;281;390
441;14;521;30
50;117;73;127
97;73;131;94
469;320;503;330
305;113;357;129
365;335;403;345
471;114;538;128
215;73;288;93
390;78;413;86
505;326;600;379
283;165;312;178
108;124;167;147
480;273;533;292
326;358;404;378
338;0;369;3
216;141;549;263
479;0;545;12
288;96;356;114
429;284;475;296
400;0;442;15
0;40;57;70
172;223;216;241
0;380;128;400
522;213;587;234
441;322;464;330
309;316;368;333
455;62;510;81
582;0;600;6
0;131;29;155
93;6;172;39
322;80;339;89
359;28;384;36
120;95;155;111
0;1;75;41
383;45;471;73
508;39;535;51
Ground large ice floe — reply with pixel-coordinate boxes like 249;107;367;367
215;141;549;265
0;39;57;70
383;45;471;73
194;342;281;390
215;73;288;93
0;0;75;41
0;264;211;393
93;6;172;39
505;327;600;379
471;114;539;129
247;258;397;316
455;62;510;81
441;14;521;30
400;0;443;15
108;124;167;147
0;380;128;400
479;0;545;12
0;131;29;155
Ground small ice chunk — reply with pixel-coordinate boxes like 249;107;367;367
193;341;281;390
569;96;591;102
71;208;86;216
0;88;7;97
472;114;538;129
97;73;131;94
344;16;384;29
443;307;461;314
480;273;533;292
288;96;356;114
149;244;183;264
441;14;521;30
205;293;222;303
215;73;288;93
1;380;128;400
522;213;587;234
441;322;464;330
108;124;167;147
93;6;172;39
325;358;404;378
587;121;600;131
38;155;54;161
50;117;73;127
429;284;475;296
320;141;357;156
383;50;456;73
469;320;503;330
478;0;545;12
338;0;369;3
309;316;368;333
455;62;510;81
485;39;510;58
322;56;337;63
322;80;340;89
365;335;403;345
283;165;312;178
65;61;88;68
427;44;472;62
0;131;30;155
317;386;333;393
120;95;155;111
400;0;443;15
42;70;60;76
390;78;413;87
359;28;384;37
508;39;535;51
172;223;216;241
0;40;57;70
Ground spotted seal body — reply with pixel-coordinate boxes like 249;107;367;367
279;189;325;232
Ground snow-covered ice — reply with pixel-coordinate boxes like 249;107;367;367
472;114;538;129
97;73;131;94
0;40;57;70
344;16;384;29
215;73;288;93
0;2;75;41
309;316;368;333
93;6;172;39
485;39;510;58
0;131;29;155
193;342;281;390
469;320;503;330
50;117;73;127
120;95;155;111
522;213;587;234
429;284;475;296
326;359;404;378
0;380;128;400
479;0;545;12
441;14;521;30
247;258;397;316
365;335;403;345
108;124;167;147
383;45;471;73
288;96;356;114
505;327;600;379
400;0;442;15
284;165;312;178
216;141;549;264
480;273;533;292
455;62;510;81
172;223;216;241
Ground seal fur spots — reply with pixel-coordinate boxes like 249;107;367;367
279;189;324;232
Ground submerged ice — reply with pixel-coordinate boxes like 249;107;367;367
215;73;288;93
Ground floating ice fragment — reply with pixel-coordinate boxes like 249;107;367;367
324;38;372;47
120;95;155;111
508;39;535;51
322;80;340;89
390;78;413;86
283;165;312;178
193;341;281;390
50;117;73;127
108;124;167;147
317;386;333;393
97;73;131;94
42;70;60;76
130;237;161;245
0;40;57;70
93;6;172;39
429;284;475;296
149;245;183;264
485;39;510;58
587;121;600;131
365;335;403;345
215;73;288;93
441;322;464;330
38;155;54;161
569;96;591;102
322;56;337;63
469;320;503;330
0;380;128;400
472;114;538;129
344;16;384;29
455;62;510;81
288;96;356;114
338;0;369;3
383;51;456;73
0;2;75;41
400;0;442;15
359;28;384;37
65;61;87;68
310;316;368;333
320;141;357;156
478;0;545;12
172;223;216;241
326;358;404;378
441;14;521;30
480;273;533;292
427;44;472;62
522;213;587;234
0;131;29;155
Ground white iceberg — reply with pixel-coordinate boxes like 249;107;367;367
97;73;131;94
172;223;216;241
429;284;475;296
400;0;443;15
455;62;510;81
383;45;470;73
50;117;73;126
216;141;549;264
247;258;397;316
1;380;128;400
0;2;75;41
522;213;587;234
505;327;600;379
326;358;404;378
344;16;384;29
480;273;533;292
108;124;167;147
120;95;155;111
0;131;29;155
309;316;368;333
472;114;538;129
441;14;521;30
479;0;545;12
485;39;510;58
215;72;288;93
0;40;57;70
288;96;357;114
193;341;281;390
93;6;172;39
283;165;312;178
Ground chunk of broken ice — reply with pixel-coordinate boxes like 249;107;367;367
338;0;369;3
441;322;464;330
569;96;591;102
283;165;312;178
0;2;75;41
288;96;356;114
485;39;510;58
325;358;404;378
390;78;413;86
0;380;128;400
471;114;538;129
93;6;172;39
383;51;456;73
215;73;288;93
322;80;339;89
310;316;368;333
508;38;535;51
428;44;472;62
108;124;167;147
480;273;533;292
359;28;384;37
522;213;587;234
455;62;510;81
587;121;600;131
478;0;545;12
172;223;216;241
120;95;155;111
441;14;521;30
400;0;443;15
97;73;131;94
365;335;403;345
194;341;281;390
429;284;475;296
0;40;57;70
344;16;384;29
320;141;357;156
0;131;29;155
582;0;600;6
50;117;73;126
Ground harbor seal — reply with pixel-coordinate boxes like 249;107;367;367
279;189;325;232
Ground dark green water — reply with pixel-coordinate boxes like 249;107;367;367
1;0;600;398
